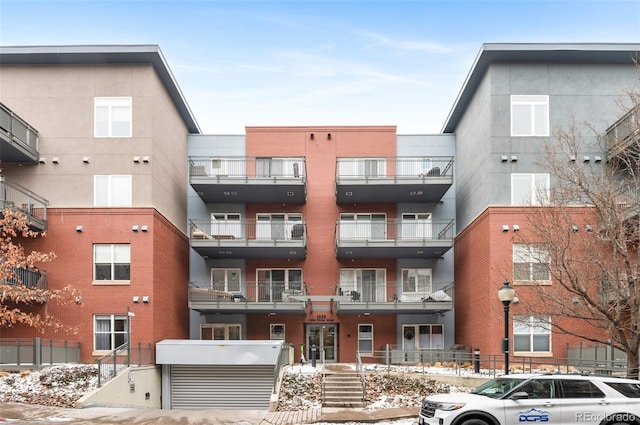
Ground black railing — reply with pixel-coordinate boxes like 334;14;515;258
0;102;39;156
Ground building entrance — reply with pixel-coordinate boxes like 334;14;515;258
306;324;337;363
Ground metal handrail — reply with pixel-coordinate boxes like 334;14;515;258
335;156;454;180
189;219;307;242
189;281;307;303
335;218;455;242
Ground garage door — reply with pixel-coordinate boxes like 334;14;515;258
170;365;274;409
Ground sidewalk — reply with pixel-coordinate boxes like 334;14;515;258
0;402;419;424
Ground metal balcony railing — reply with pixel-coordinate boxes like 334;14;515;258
189;219;306;242
189;156;307;180
335;156;453;181
335;219;455;242
334;281;453;303
3;267;47;291
0;102;39;158
606;107;639;159
189;281;307;303
0;177;48;228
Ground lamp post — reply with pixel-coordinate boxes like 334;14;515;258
126;306;135;366
498;279;515;374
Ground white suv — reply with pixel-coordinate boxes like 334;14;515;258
419;373;640;425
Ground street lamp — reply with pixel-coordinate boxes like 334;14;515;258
498;279;515;374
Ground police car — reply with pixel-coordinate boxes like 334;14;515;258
418;373;640;425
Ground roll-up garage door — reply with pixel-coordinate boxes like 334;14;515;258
170;365;274;409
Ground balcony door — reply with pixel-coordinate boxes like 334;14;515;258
339;213;386;240
211;213;242;238
339;268;386;302
401;213;432;239
256;157;304;178
257;269;302;302
339;158;386;178
256;213;302;240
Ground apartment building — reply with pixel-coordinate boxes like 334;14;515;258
445;43;640;362
186;128;456;363
0;46;198;362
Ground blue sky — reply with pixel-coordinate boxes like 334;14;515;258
1;0;639;134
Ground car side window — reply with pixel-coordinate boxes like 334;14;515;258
559;379;604;398
604;382;640;398
519;379;554;398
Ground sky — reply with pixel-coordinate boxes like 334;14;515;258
1;0;640;135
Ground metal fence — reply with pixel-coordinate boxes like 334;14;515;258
0;338;80;369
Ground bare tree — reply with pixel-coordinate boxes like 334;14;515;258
515;78;640;378
0;207;79;332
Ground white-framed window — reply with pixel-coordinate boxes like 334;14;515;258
256;157;304;178
94;175;132;207
256;213;303;240
339;213;386;240
514;316;551;353
401;268;432;297
511;173;549;206
211;213;242;238
94;314;128;351
401;213;432;239
339;268;386;302
270;324;285;340
94;97;132;137
211;268;241;292
511;95;549;137
338;158;386;178
257;269;303;302
358;324;373;355
201;324;241;340
94;244;131;282
513;244;551;283
402;324;444;350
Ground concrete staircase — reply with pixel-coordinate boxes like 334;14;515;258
322;365;365;408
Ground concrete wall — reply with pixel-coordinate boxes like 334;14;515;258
77;366;161;409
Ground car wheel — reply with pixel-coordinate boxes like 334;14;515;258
608;413;638;425
460;419;491;425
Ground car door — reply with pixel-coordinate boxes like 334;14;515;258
501;378;563;425
557;378;617;425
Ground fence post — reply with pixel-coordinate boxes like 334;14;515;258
34;337;42;369
64;341;68;363
49;339;53;365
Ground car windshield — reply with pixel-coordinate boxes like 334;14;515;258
471;377;527;398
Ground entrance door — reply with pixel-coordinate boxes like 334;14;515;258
306;324;337;363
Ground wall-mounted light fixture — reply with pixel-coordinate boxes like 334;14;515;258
141;225;149;232
142;296;150;303
571;224;579;232
132;225;139;232
75;225;84;232
501;155;508;162
142;156;150;163
585;224;593;232
502;225;509;232
327;133;332;140
310;133;314;140
82;157;90;163
132;296;140;303
570;155;576;162
52;157;59;164
133;157;140;163
594;156;602;163
38;158;46;164
512;224;520;232
511;155;518;162
583;156;590;162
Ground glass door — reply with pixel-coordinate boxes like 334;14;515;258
306;324;337;362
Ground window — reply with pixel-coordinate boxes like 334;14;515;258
270;324;285;340
211;269;241;292
256;213;303;240
94;314;127;351
402;269;432;298
401;213;432;239
511;95;549;137
256;157;304;178
338;158;386;178
514;316;551;353
94;175;132;207
201;324;241;340
358;324;373;354
339;213;386;240
402;324;444;350
558;379;604;398
94;244;131;282
211;213;242;238
257;269;302;302
340;268;386;302
513;244;550;282
94;97;132;137
512;173;549;206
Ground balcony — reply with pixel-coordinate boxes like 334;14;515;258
335;218;454;259
0;103;39;164
188;281;307;313
0;177;48;231
334;281;453;314
335;157;453;203
189;156;306;204
2;267;48;303
189;219;307;259
606;107;639;165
